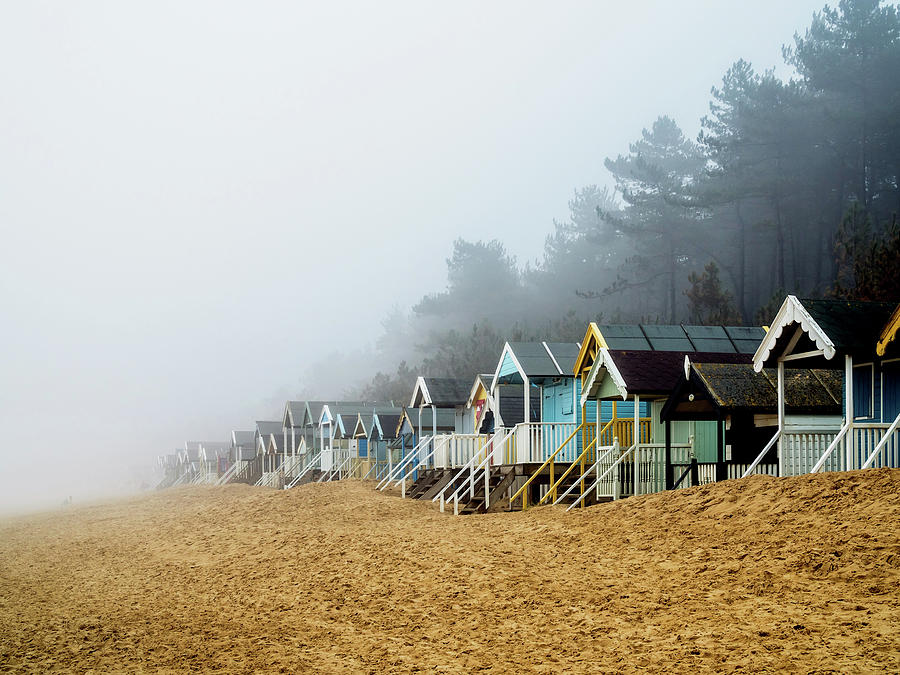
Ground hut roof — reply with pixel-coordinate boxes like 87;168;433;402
662;362;843;420
754;296;898;370
232;430;255;448
410;377;472;407
255;420;282;436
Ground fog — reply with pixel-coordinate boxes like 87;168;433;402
0;1;829;512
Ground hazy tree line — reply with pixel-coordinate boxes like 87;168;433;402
353;0;900;400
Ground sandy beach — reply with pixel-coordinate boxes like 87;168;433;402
1;470;899;673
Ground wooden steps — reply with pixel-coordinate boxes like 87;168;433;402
407;469;451;499
457;467;515;515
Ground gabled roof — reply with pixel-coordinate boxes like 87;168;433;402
255;420;282;437
319;402;380;426
333;412;362;438
574;322;765;375
661;362;843;420
409;377;472;407
369;412;402;441
581;349;750;405
231;430;255;448
492;341;581;386
283;401;306;428
199;441;229;461
353;413;373;438
301;401;334;427
753;296;898;371
466;373;494;408
266;433;286;453
398;406;455;435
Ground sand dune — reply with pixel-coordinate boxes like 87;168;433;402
1;470;899;673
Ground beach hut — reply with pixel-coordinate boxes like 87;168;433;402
409;377;471;435
366;410;403;479
253;421;283;485
198;441;230;483
317;403;380;478
752;296;900;475
501;323;765;511
216;430;258;484
281;401;308;478
660;359;843;487
350;412;374;478
488;341;585;463
155;453;180;489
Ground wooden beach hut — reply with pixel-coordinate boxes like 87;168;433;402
497;324;763;512
660;360;843;487
198;441;230;483
351;412;374;478
318;403;379;479
367;410;403;480
217;430;258;484
752;296;900;475
281;401;309;479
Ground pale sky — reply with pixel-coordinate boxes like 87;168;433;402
0;1;828;511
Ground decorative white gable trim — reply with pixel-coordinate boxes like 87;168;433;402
752;295;836;372
409;376;431;408
579;347;628;407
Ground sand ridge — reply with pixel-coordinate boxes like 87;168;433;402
1;470;899;673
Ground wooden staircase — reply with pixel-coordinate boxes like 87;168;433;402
290;469;324;487
406;468;451;499
510;466;604;511
453;466;516;515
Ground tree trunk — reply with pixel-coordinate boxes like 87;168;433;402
735;202;747;322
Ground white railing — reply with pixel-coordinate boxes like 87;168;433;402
729;463;778;479
319;453;354;482
171;470;195;487
431;434;489;469
434;430;499;509
285;451;322;488
552;442;618;505
215;462;240;486
376;436;433;491
513;422;578;464
281;454;303;479
782;428;842;476
567;442;634;511
438;427;516;514
857;419;900;469
398;442;442;497
632;444;693;496
742;429;782;478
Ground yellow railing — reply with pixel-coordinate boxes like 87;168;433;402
511;416;651;511
509;423;586;510
540;436;599;507
599;418;651;447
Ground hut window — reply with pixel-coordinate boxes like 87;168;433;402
853;363;874;420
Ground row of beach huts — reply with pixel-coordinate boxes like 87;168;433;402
156;296;900;514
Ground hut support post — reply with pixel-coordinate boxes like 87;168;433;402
716;416;726;482
845;354;855;469
633;394;640;497
665;419;672;490
777;360;785;477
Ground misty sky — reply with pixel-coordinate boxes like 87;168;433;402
0;1;828;511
